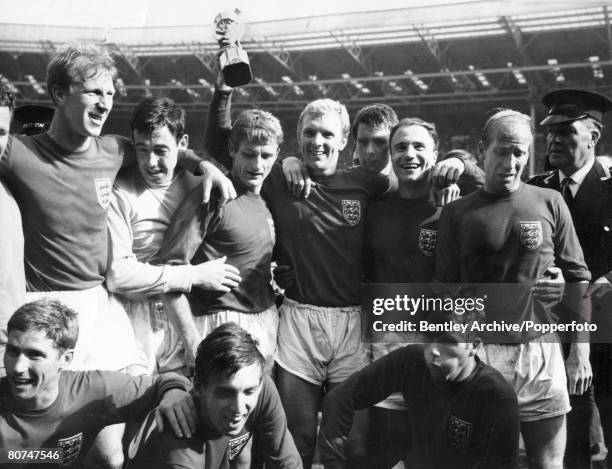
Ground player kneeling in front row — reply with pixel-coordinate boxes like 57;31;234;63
0;299;194;468
128;322;302;469
318;310;520;469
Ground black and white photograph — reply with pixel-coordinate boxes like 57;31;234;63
0;1;611;468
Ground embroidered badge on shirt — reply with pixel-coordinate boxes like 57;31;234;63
519;221;543;250
227;432;251;461
418;228;437;257
94;178;112;210
446;414;473;448
58;432;83;465
342;199;362;226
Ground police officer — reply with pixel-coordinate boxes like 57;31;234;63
529;88;612;466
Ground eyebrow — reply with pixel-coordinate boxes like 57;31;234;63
6;344;46;355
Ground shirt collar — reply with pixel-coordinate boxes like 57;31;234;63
559;158;594;189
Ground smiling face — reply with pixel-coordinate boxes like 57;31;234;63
482;120;532;194
355;123;391;174
230;139;279;194
546;119;598;176
199;363;263;436
4;329;72;410
390;124;438;185
423;336;476;383
298;112;347;177
133;125;187;187
54;70;115;139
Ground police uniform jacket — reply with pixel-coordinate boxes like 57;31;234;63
528;160;612;282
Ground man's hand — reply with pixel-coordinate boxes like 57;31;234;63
566;342;592;395
430;157;465;187
532;266;565;306
432;183;460;207
154;388;197;438
282;157;313;198
585;275;612;299
198;161;236;206
274;264;296;290
214;53;232;91
192;256;242;292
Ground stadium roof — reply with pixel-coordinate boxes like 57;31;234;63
0;0;611;116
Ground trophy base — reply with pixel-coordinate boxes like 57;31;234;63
223;62;253;88
220;46;253;87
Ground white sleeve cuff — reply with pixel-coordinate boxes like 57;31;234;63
162;264;194;293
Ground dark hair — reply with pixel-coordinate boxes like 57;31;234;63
0;85;16;112
229;108;284;151
7;299;79;351
195;322;264;387
47;42;117;105
130;97;186;143
351;104;398;140
389;117;439;150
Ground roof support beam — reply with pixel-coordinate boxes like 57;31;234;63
414;24;458;91
113;44;147;84
180;44;218;80
500;16;543;96
253;38;305;80
330;31;373;75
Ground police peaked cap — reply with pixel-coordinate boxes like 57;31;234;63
540;88;612;126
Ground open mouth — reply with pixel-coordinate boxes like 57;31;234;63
398;161;421;170
226;415;245;429
12;377;34;387
89;112;104;124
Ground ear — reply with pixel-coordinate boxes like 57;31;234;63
178;133;189;152
470;337;482;355
229;144;237;160
478;140;485;160
432;150;438;164
338;135;348;151
59;349;74;370
50;85;67;106
590;127;601;148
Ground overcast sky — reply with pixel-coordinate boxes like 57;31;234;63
2;0;473;27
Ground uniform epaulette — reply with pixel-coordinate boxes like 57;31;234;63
527;171;555;185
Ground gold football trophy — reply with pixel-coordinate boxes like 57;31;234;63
214;8;252;87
